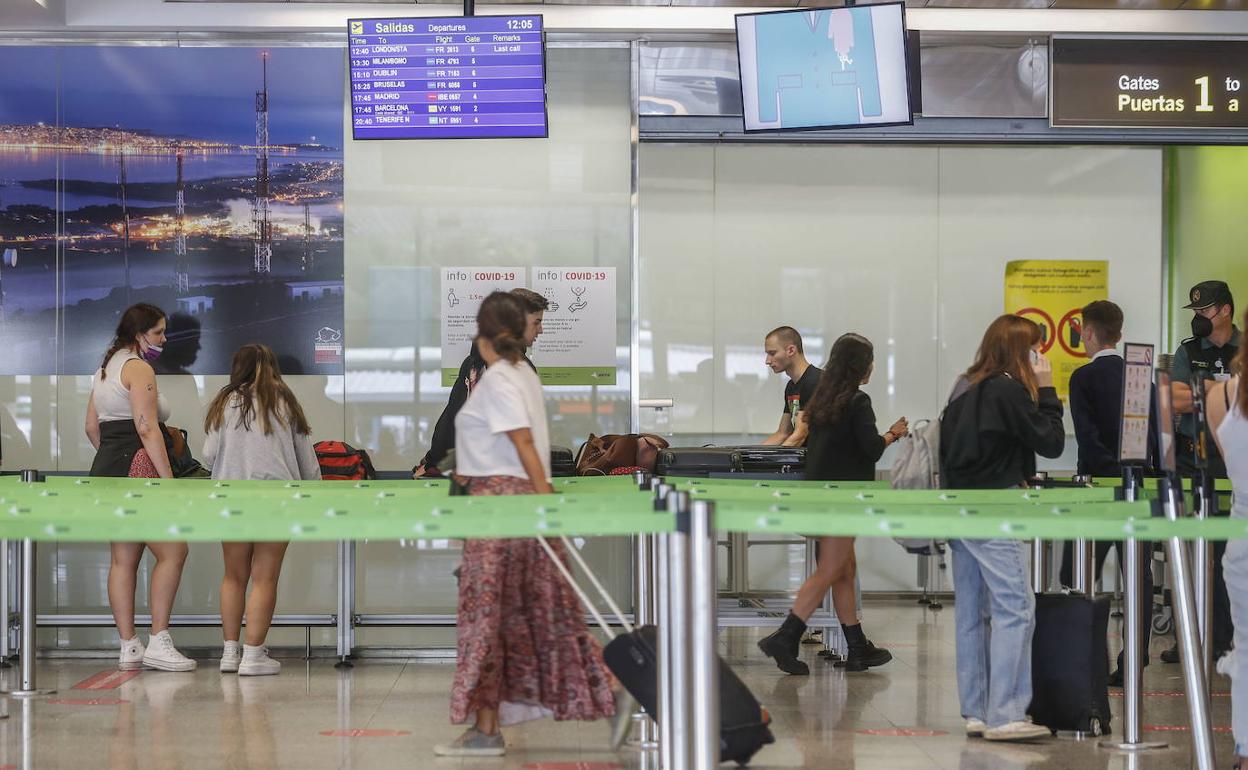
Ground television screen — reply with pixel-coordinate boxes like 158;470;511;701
736;5;912;132
348;15;547;140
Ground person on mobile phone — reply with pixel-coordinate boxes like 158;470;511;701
940;315;1065;743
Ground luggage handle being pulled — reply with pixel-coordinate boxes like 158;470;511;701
536;535;635;640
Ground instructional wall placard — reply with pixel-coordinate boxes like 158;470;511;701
1120;342;1154;463
530;267;617;385
1004;260;1109;402
440;266;525;386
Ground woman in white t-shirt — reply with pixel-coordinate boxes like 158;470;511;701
434;292;616;758
84;303;196;673
1209;310;1248;770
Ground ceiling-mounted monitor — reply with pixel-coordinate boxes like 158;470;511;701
348;15;547;140
735;4;913;133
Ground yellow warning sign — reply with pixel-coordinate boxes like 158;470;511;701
1004;260;1109;402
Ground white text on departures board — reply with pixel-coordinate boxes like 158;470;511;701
376;22;416;33
429;24;468;33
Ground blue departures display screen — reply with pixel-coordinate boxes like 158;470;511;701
348;16;548;140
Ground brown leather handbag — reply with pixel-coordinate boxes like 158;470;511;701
574;433;669;476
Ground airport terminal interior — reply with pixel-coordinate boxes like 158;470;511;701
3;0;1248;768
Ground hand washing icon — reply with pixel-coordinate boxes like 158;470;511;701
569;287;588;314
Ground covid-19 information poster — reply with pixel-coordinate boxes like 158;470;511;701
1004;260;1109;402
530;267;617;386
440;267;525;386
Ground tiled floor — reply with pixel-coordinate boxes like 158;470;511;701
0;600;1235;769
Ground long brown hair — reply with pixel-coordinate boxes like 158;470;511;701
806;333;874;428
1237;309;1248;414
100;303;165;379
476;291;527;364
965;315;1043;401
204;343;311;436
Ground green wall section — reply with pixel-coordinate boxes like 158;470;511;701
1168;146;1248;349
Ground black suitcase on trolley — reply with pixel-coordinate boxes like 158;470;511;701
550;445;576;478
654;447;736;477
1028;593;1113;735
731;446;806;475
603;625;776;765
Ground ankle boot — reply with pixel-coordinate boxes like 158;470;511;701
838;623;892;672
757;612;810;675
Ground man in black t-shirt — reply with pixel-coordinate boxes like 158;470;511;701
762;326;821;446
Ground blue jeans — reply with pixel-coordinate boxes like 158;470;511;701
950;538;1036;728
1222;507;1248;756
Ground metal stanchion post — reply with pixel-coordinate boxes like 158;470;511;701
1192;475;1215;689
665;488;693;770
688;498;719;770
1073;539;1092;596
2;470;53;699
334;540;354;669
1159;477;1216;770
0;538;10;668
1101;468;1167;752
654;483;675;770
1032;539;1049;593
630;526;658;750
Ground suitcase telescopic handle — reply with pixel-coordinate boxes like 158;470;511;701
536;535;635;639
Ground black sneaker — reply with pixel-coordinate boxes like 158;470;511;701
1161;644;1179;664
838;640;893;672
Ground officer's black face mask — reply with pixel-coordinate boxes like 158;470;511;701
1191;313;1214;339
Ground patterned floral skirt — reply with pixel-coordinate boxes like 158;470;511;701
449;474;617;726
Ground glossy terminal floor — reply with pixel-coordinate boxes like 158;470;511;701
0;600;1234;769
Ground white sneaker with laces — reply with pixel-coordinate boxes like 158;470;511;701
983;720;1050;742
238;644;281;676
119;637;145;671
220;640;242;673
965;718;987;737
142;630;197;672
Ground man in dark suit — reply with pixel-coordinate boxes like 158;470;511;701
1061;300;1153;686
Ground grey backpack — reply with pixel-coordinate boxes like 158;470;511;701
890;419;940;490
890;419;942;553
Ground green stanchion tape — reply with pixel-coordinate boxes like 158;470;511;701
1089;477;1234;492
671;477;890;490
685;486;1120;505
0;485;669;542
37;474;632;493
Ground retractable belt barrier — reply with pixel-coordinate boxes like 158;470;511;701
0;472;1233;769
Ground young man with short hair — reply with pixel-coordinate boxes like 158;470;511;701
413;288;549;478
762;326;820;446
1062;300;1153;686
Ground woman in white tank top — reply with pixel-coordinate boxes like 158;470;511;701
84;303;196;673
1209;314;1248;768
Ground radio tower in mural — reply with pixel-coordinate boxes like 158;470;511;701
302;202;313;273
174;147;189;294
253;51;272;275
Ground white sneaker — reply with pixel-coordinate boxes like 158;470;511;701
1217;648;1235;678
119;637;146;671
965;718;987;737
983;720;1050;742
238;644;281;677
220;640;242;673
142;630;197;672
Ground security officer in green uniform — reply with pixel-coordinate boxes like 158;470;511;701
1162;279;1240;665
1172;280;1241;477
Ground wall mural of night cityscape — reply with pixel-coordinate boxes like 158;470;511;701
0;46;345;376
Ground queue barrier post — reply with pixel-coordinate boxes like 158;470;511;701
663;487;693;770
334;539;355;669
1157;477;1216;770
1101;468;1167;752
688;498;719;770
1192;472;1215;692
1;470;52;700
629;472;659;750
1;538;11;668
654;483;676;770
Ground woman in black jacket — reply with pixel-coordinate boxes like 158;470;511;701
758;333;908;675
939;314;1064;742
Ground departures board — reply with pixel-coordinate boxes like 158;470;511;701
348;16;548;140
1051;37;1248;129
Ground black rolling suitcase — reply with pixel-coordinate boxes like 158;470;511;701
550;446;576;478
731;446;806;475
536;536;775;765
655;447;736;477
1028;593;1112;735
